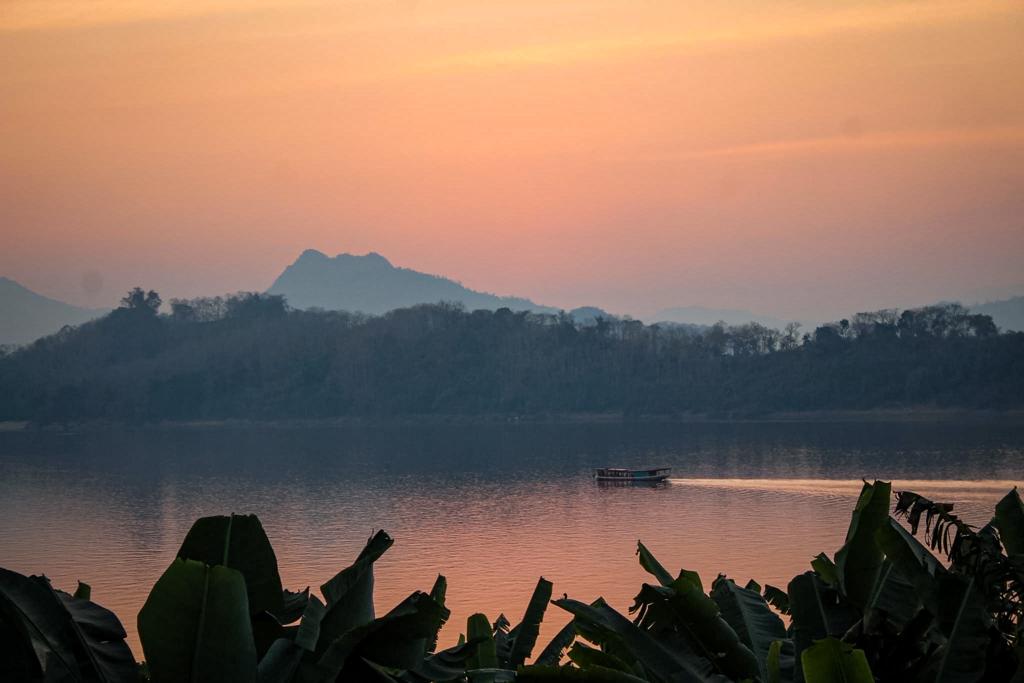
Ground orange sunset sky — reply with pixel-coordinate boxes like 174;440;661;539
2;0;1023;320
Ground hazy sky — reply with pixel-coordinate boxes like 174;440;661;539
2;0;1022;320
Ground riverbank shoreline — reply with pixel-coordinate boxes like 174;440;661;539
1;408;1021;433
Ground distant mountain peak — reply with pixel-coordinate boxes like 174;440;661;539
268;250;556;316
296;248;329;262
0;277;107;345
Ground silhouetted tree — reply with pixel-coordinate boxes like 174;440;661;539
0;296;1018;423
120;287;162;315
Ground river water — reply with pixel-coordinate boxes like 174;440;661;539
1;420;1021;659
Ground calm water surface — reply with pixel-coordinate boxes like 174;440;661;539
1;420;1022;658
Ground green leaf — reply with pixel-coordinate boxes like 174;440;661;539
874;518;943;615
294;594;325;652
834;480;891;609
56;588;138;683
809;554;838;586
533;621;576;666
73;581;91;601
800;637;873;683
554;597;713;683
316;529;394;655
636;541;675;587
508;577;553;668
787;572;858;682
0;567;82;680
0;568;137;683
428;575;448;655
763;585;791;615
467;613;499;670
315;591;449;679
994;488;1024;557
270;587;309;626
406;638;486;682
925;574;990;682
863;557;921;631
257;638;301;683
177;514;284;615
711;576;788;681
256;595;326;683
631;577;759;680
516;664;650;682
138;558;257;683
566;642;635;673
766;639;795;683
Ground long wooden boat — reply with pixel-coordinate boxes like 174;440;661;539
594;467;671;482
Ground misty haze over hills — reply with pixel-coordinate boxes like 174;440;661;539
0;277;106;346
2;251;1024;345
267;249;558;316
970;297;1024;335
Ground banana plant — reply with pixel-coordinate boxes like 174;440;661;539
0;571;138;682
3;485;1023;682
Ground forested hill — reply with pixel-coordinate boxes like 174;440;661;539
1;289;1021;423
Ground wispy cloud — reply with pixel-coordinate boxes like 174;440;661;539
415;0;1020;74
0;0;317;32
676;124;1024;162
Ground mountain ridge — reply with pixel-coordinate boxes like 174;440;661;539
267;249;558;315
0;277;107;346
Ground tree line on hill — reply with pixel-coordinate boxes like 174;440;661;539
0;288;1021;423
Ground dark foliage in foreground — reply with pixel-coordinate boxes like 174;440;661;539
1;484;1022;682
0;290;1022;422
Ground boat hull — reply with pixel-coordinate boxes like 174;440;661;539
594;467;671;482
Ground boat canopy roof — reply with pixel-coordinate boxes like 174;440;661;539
597;467;670;473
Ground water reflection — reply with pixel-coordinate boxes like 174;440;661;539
0;420;1021;658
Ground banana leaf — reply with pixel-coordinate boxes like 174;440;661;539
834;480;891;609
517;664;650;682
428;575;447;654
401;638;487;682
0;568;82;681
177;513;284;615
138;558;257;683
534;621;576;666
508;577;553;668
272;588;311;626
874;518;943;615
862;558;919;630
710;576;788;681
55;588;138;683
994;488;1024;557
258;639;302;683
800;637;873;683
787;572;858;682
924;574;990;683
636;542;703;592
467;612;499;670
763;585;791;615
553;597;719;683
566;641;636;674
631;577;759;681
316;529;394;655
257;595;326;683
636;542;675;587
0;568;137;683
809;554;838;587
493;614;513;665
766;639;797;683
0;593;40;682
314;590;448;679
